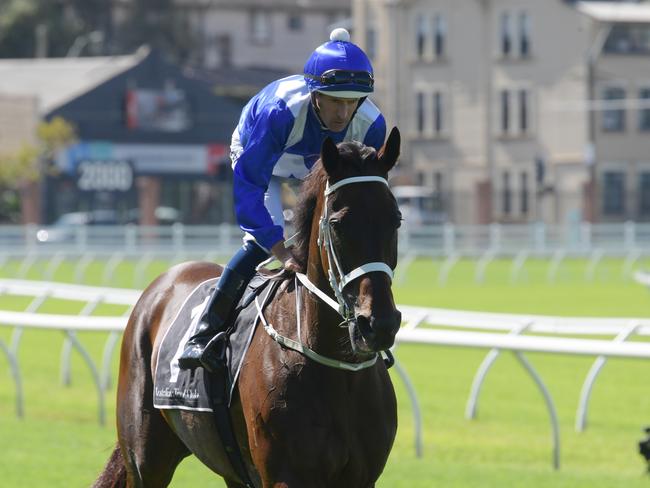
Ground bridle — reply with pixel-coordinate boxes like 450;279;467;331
316;176;394;320
257;175;396;371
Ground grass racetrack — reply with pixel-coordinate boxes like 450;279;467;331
1;256;650;487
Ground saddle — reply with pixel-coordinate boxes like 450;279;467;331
153;273;277;411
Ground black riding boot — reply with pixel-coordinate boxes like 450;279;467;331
178;240;268;372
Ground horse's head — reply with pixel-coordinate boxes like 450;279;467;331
309;128;403;354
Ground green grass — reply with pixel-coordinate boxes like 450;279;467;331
1;257;650;487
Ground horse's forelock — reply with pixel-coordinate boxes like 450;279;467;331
337;142;379;174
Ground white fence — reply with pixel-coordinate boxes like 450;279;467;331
0;280;138;425
2;221;650;257
2;222;650;289
2;278;650;470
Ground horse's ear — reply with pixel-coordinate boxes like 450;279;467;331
321;137;339;176
378;127;400;172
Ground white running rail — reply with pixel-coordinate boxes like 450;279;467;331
0;280;136;425
2;279;650;469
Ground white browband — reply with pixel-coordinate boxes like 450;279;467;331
324;176;388;195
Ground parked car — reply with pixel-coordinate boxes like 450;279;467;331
36;210;119;243
393;185;446;226
125;206;181;225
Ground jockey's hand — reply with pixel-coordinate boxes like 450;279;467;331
271;240;301;273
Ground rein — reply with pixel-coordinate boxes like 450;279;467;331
259;175;394;371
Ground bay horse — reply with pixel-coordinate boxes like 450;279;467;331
93;128;403;488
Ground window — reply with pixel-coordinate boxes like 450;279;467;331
519;89;528;133
215;34;231;67
518;12;530;57
287;13;303;31
416;92;425;133
535;155;545;185
434;14;446;58
499;88;534;136
520;172;529;215
434;171;443;193
640;173;650;216
250;10;271;44
500;12;512;56
604;25;650;54
602;86;626;132
416;16;427;59
602;171;625;215
502;171;512;215
366;27;377;60
433;91;443;134
434;172;444;212
501;90;510;133
639;88;650;131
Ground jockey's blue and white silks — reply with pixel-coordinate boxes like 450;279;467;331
230;74;386;251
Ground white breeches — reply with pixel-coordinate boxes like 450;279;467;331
243;176;286;250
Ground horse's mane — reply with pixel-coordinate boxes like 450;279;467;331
292;141;379;267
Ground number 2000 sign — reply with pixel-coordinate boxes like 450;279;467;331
77;160;134;192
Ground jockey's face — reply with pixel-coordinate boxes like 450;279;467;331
314;93;359;132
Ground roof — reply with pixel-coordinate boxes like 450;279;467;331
186;65;292;99
576;1;650;23
0;47;148;115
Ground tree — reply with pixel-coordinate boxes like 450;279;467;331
114;0;197;63
0;116;76;186
0;0;197;62
0;117;76;223
0;0;115;58
0;0;79;58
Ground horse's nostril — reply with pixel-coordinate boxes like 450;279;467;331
354;310;402;352
371;313;401;335
356;314;373;337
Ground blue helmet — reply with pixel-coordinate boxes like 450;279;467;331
303;28;374;99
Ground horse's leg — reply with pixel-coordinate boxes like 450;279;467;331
117;403;189;487
116;317;190;486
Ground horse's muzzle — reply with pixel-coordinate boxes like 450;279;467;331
351;310;402;353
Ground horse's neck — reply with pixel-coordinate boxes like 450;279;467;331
299;241;351;359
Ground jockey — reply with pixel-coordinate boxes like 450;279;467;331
179;28;387;372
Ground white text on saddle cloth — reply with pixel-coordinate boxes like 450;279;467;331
169;294;210;383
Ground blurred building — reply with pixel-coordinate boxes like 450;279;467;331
354;0;650;225
135;0;352;100
0;47;244;225
112;0;350;72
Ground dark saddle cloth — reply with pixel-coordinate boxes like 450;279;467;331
153;274;274;412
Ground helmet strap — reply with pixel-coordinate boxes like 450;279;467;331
310;92;331;130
